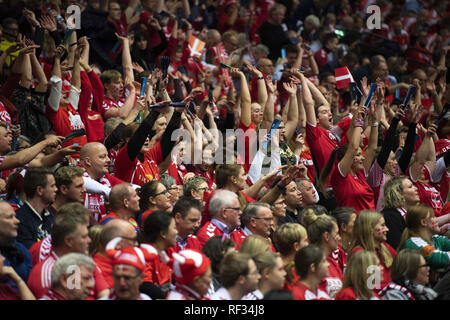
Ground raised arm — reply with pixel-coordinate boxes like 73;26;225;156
260;77;276;130
116;33;134;83
339;106;365;177
232;68;252;127
246;62;267;107
282;81;299;141
298;72;316;126
409;124;438;182
47;45;66;112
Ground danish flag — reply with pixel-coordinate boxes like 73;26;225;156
188;35;206;58
211;44;231;91
334;67;355;89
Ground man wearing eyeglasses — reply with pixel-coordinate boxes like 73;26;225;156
232;202;275;251
196;189;242;247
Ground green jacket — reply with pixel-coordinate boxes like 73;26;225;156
401;235;450;269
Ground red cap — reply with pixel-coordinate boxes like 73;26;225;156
171;249;211;285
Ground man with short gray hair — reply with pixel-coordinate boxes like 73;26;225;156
196;189;241;247
232;202;274;250
40;253;95;300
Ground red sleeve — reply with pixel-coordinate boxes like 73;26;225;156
147;141;164;165
105;174;126;186
113;144;135;182
78;71;92;120
87;70;104;113
93;265;109;295
335;287;357;300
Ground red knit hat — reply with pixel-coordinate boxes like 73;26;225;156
106;238;159;272
171;249;211;285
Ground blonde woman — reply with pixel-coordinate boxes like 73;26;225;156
273;223;309;290
302;210;343;298
335;251;381;300
399;205;450;271
243;251;287;300
350;210;397;293
239;234;272;258
381;175;420;249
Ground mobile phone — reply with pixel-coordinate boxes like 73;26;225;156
140;77;148;97
262;119;282;150
364;83;378;108
281;48;286;59
219;62;232;70
401;85;417;110
349;82;362;104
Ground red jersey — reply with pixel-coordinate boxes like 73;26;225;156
408;166;443;216
0;101;11;123
101;96;125;115
305;123;338;176
46;103;88;148
335;286;380;300
388;29;409;51
237;120;258;174
331;245;347;275
93;253;114;288
39;289;66;300
143;245;172;285
29;234;52;265
299;146;316;185
83;172;125;223
196;221;226;247
114;141;163;186
27;251;109;299
351;243;396;293
166;235;203;257
291;282;331;300
330;164;375;213
318;254;344;298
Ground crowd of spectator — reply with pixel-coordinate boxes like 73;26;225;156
0;0;449;301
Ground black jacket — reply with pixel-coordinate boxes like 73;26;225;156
382;207;406;250
16;202;54;249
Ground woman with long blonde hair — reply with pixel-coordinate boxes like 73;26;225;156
335;250;381;300
350;210;397;292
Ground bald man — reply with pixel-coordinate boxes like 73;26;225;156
92;219;138;288
80;142;125;224
99;183;140;230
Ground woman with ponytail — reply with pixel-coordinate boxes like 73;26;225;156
350;210;397;292
302;209;344;298
399;205;450;271
319;103;377;213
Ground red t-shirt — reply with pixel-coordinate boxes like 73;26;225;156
335;286;381;300
101;96;125;115
114;142;163;186
291;282;331;300
305;123;338;176
237;120;257;174
408;166;443;217
143;245;172;285
46;103;88;148
29;235;52;265
318;254;344;298
93;253;114;288
351;243;396;293
330;163;375;213
166;235;203;257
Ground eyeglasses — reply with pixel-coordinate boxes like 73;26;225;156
196;187;210;192
225;207;241;212
253;217;273;222
154;189;168;197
